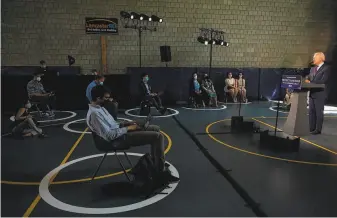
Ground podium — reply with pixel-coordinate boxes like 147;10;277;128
283;81;325;136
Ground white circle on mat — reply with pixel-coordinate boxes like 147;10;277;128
124;108;179;118
63;118;132;134
268;106;289;114
39;152;179;214
31;111;77;123
222;102;252;105
181;105;227;110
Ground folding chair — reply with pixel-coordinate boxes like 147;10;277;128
91;132;133;182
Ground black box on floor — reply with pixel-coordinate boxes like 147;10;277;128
230;116;255;133
259;130;300;152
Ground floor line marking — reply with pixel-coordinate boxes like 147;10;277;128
206;120;337;166
22;127;88;217
2;131;171;186
252;118;337;156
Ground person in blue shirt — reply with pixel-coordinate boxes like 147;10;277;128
189;73;204;107
86;75;118;120
87;85;179;183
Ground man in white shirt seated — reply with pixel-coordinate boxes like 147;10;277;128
86;85;179;183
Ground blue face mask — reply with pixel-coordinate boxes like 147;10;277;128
143;77;149;82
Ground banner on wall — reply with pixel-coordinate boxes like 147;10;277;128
85;17;118;34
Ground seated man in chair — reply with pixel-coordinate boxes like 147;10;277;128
27;72;55;117
139;73;166;115
87;85;179;183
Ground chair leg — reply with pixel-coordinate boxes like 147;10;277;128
35;104;42;117
123;151;133;168
91;153;107;182
46;105;55;116
115;152;132;182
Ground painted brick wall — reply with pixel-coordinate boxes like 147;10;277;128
1;0;336;74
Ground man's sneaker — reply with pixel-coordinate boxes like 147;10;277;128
159;107;167;115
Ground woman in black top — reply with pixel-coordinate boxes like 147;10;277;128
12;100;46;138
201;73;218;107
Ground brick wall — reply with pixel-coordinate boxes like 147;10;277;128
2;0;336;74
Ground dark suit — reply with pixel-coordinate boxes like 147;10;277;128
308;63;330;132
139;81;162;110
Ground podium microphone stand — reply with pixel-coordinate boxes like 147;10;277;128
259;74;307;152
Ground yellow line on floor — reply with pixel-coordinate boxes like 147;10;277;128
3;130;172;187
206;119;337;166
252;118;337;155
22;127;88;217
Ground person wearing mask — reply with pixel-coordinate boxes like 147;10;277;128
189;73;204;107
201;73;218;107
224;72;238;102
284;88;293;108
86;75;118;120
305;52;330;135
27;72;55;117
139;73;166;115
237;72;248;103
11;100;47;138
87;85;179;183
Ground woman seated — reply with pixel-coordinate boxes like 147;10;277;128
189;73;205;107
237;72;248;103
284;88;293;108
11;100;46;138
201;73;218;107
224;72;238;102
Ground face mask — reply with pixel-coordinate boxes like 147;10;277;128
26;103;32;108
143;77;149;82
36;77;41;81
99;81;103;85
193;76;197;80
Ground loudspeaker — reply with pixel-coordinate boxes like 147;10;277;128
67;55;75;66
160;46;171;62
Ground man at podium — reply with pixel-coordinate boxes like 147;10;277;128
305;52;330;135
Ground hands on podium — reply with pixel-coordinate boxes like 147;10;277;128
305;79;310;83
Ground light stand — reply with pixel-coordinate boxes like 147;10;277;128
120;12;162;68
209;31;213;76
197;28;229;78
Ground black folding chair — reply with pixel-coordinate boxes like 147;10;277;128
91;132;133;182
139;99;152;116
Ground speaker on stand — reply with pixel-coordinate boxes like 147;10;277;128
160;45;171;67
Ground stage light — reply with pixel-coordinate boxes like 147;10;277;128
151;15;163;22
215;40;224;46
120;11;131;19
140;14;151;21
209;40;216;45
223;42;229;47
197;36;209;45
130;12;140;20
